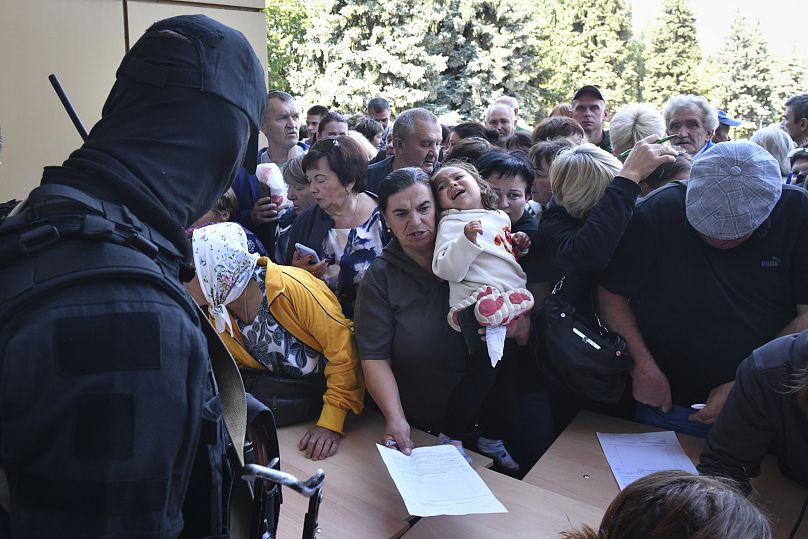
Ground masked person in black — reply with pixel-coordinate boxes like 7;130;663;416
0;15;265;538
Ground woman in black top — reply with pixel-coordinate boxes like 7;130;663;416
698;330;808;495
536;137;677;429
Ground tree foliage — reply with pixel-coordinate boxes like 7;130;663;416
265;0;310;92
560;0;638;108
706;14;775;137
772;50;808;113
430;0;555;121
277;1;806;126
289;0;447;113
289;0;563;121
641;0;701;108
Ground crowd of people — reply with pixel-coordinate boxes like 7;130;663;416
1;13;807;539
210;82;808;533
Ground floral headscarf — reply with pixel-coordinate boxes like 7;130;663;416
192;222;260;336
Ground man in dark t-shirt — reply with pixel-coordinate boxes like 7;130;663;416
599;141;808;437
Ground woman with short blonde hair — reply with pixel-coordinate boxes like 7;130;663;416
535;138;676;430
550;144;622;220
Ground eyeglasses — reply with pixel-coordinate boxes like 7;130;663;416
311;137;341;152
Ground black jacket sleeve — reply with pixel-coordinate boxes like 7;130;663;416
538;177;639;274
697;333;806;495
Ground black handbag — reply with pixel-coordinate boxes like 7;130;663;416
535;277;632;404
241;369;326;427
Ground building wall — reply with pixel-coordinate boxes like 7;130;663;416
0;0;266;202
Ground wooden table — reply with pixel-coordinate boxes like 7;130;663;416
524;411;808;539
274;410;492;539
403;467;603;538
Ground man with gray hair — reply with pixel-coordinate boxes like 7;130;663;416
662;94;719;157
367;107;442;193
495;95;529;133
485;102;516;139
598;141;808;437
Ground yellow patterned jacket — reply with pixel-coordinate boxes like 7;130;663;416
216;257;364;434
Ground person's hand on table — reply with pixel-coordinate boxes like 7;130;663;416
250;197;279;226
631;359;673;413
291;249;329;278
298;425;341;460
689;381;735;424
382;417;413;456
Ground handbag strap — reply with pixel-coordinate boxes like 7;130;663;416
550;274;610;334
197;304;254;539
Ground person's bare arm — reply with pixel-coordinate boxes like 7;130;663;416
777;304;808;337
598;285;672;412
361;359;413;455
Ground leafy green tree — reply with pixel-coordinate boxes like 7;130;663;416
629;33;646;103
707;14;775;137
265;0;310;92
288;0;559;121
429;0;555;121
641;0;701;109
532;0;577;111
560;0;638;108
772;49;808;114
288;0;447;113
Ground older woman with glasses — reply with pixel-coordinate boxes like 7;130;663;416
286;136;389;318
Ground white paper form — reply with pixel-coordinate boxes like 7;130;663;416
596;431;698;490
376;444;507;517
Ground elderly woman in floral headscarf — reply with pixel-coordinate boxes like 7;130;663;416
187;222;364;460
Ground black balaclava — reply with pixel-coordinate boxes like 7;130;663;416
41;15;266;261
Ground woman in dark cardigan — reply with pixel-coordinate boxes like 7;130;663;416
286;136;389;318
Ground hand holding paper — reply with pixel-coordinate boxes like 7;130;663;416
376;444;507;517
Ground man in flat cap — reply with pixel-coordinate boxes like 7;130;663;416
0;15;265;538
598;142;808;437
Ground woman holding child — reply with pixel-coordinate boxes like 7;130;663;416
356;168;469;453
356;167;550;472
